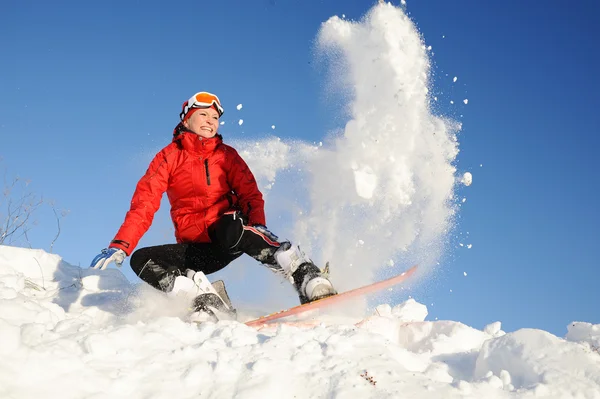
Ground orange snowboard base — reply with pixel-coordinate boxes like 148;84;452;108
245;265;418;328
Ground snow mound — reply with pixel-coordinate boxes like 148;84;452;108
1;245;599;398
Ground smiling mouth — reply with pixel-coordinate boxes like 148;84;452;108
201;127;213;132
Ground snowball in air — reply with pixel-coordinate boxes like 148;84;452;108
237;104;243;110
238;119;244;126
461;172;473;186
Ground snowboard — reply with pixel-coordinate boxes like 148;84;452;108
245;265;418;328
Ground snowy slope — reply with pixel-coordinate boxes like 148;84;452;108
1;245;599;399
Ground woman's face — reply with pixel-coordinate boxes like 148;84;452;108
184;107;220;138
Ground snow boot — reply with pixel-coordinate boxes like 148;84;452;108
168;270;236;322
275;243;337;304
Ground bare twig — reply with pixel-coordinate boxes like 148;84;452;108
1;182;43;246
1;163;67;250
50;205;60;253
32;257;46;290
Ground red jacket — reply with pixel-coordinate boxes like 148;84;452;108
109;125;266;255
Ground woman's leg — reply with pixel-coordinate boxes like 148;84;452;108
129;242;242;292
208;212;336;303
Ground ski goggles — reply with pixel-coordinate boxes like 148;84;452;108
180;91;224;121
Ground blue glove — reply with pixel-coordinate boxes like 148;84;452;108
90;248;126;270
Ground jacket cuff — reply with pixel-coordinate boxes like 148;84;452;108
109;239;131;256
248;216;266;227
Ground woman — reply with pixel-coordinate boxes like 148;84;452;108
91;91;336;320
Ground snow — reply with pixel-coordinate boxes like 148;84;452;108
257;2;461;289
2;245;599;398
237;103;243;110
352;164;378;199
238;119;244;126
461;172;473;186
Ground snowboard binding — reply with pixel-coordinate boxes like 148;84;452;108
167;270;237;323
191;279;237;322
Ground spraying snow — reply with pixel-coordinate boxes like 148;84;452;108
234;4;460;293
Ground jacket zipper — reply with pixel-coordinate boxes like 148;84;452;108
204;159;211;185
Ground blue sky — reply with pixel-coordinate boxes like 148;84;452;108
1;0;598;336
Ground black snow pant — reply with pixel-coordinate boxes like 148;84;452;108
129;212;321;302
